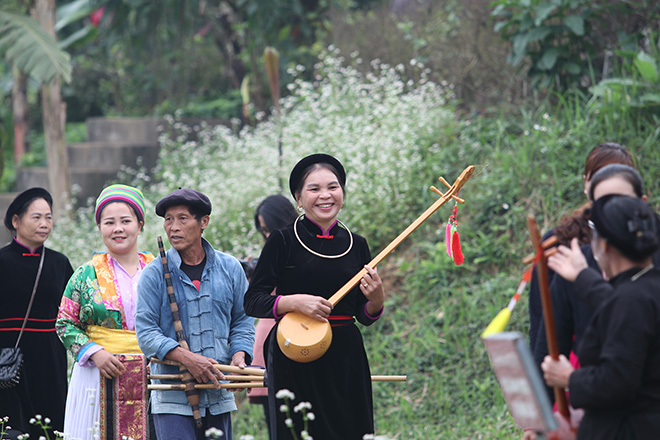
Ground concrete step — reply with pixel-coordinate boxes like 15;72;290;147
16;167;122;205
67;141;159;170
86;117;162;144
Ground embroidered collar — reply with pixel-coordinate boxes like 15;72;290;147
93;252;155;328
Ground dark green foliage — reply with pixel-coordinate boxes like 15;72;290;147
227;90;660;439
490;0;660;91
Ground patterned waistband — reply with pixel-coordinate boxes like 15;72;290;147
0;317;57;332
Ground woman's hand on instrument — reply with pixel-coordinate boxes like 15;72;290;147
283;294;333;322
360;265;384;314
90;349;126;379
541;354;574;389
168;346;225;388
547;238;588;283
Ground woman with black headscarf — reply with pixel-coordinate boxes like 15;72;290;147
244;154;385;440
0;188;73;439
542;194;660;439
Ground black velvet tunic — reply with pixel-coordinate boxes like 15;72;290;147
244;216;381;440
569;266;660;439
0;240;73;436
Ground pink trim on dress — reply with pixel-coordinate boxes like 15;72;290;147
364;302;384;320
273;295;284;319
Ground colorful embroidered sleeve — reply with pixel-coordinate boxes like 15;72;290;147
57;262;97;358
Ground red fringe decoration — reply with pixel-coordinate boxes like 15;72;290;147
451;229;464;265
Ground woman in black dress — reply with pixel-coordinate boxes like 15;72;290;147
244;154;385;440
0;188;73;439
542;194;660;439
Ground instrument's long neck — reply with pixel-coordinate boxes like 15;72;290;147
527;217;570;419
327;165;475;306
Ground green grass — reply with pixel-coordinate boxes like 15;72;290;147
227;95;660;439
43;54;660;439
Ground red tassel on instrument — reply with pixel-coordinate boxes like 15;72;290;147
451;229;464;265
446;200;465;266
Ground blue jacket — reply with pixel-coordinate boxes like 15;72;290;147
136;238;254;416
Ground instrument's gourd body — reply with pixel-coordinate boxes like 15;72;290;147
276;311;332;363
276;165;475;363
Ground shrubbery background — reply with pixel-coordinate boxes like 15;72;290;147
48;47;660;439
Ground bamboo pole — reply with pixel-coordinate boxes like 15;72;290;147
147;375;407;391
149;374;264;381
150;357;265;377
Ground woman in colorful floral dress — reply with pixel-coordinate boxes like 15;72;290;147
56;185;154;440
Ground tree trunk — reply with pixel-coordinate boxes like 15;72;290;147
32;0;71;216
12;67;28;163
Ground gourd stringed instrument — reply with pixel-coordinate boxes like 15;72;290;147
277;165;476;362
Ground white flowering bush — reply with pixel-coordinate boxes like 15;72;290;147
276;389;314;440
49;48;462;264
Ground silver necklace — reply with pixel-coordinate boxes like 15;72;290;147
293;214;353;259
631;263;654;282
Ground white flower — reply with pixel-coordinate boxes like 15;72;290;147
285;418;293;427
279;404;288;413
275;389;295;400
306;412;315;421
294;401;312;413
45;418;51;424
36;415;42;420
204;427;224;437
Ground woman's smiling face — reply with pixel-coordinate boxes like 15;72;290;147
98;202;142;257
297;167;344;230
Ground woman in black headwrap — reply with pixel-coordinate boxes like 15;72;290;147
244;154;385;440
542;194;660;439
0;188;73;439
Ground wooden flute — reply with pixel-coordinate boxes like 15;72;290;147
157;236;203;428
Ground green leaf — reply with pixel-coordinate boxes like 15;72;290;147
640;93;660;104
56;0;95;32
278;25;291;41
519;14;533;32
563;15;584;36
534;2;557;27
634;51;659;83
536;48;558;71
59;24;98;50
526;26;552;43
493;20;509;33
565;62;581;74
512;33;530;59
0;11;72;84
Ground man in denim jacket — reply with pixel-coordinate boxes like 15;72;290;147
136;188;254;439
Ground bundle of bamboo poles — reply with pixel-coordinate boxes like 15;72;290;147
148;357;406;390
